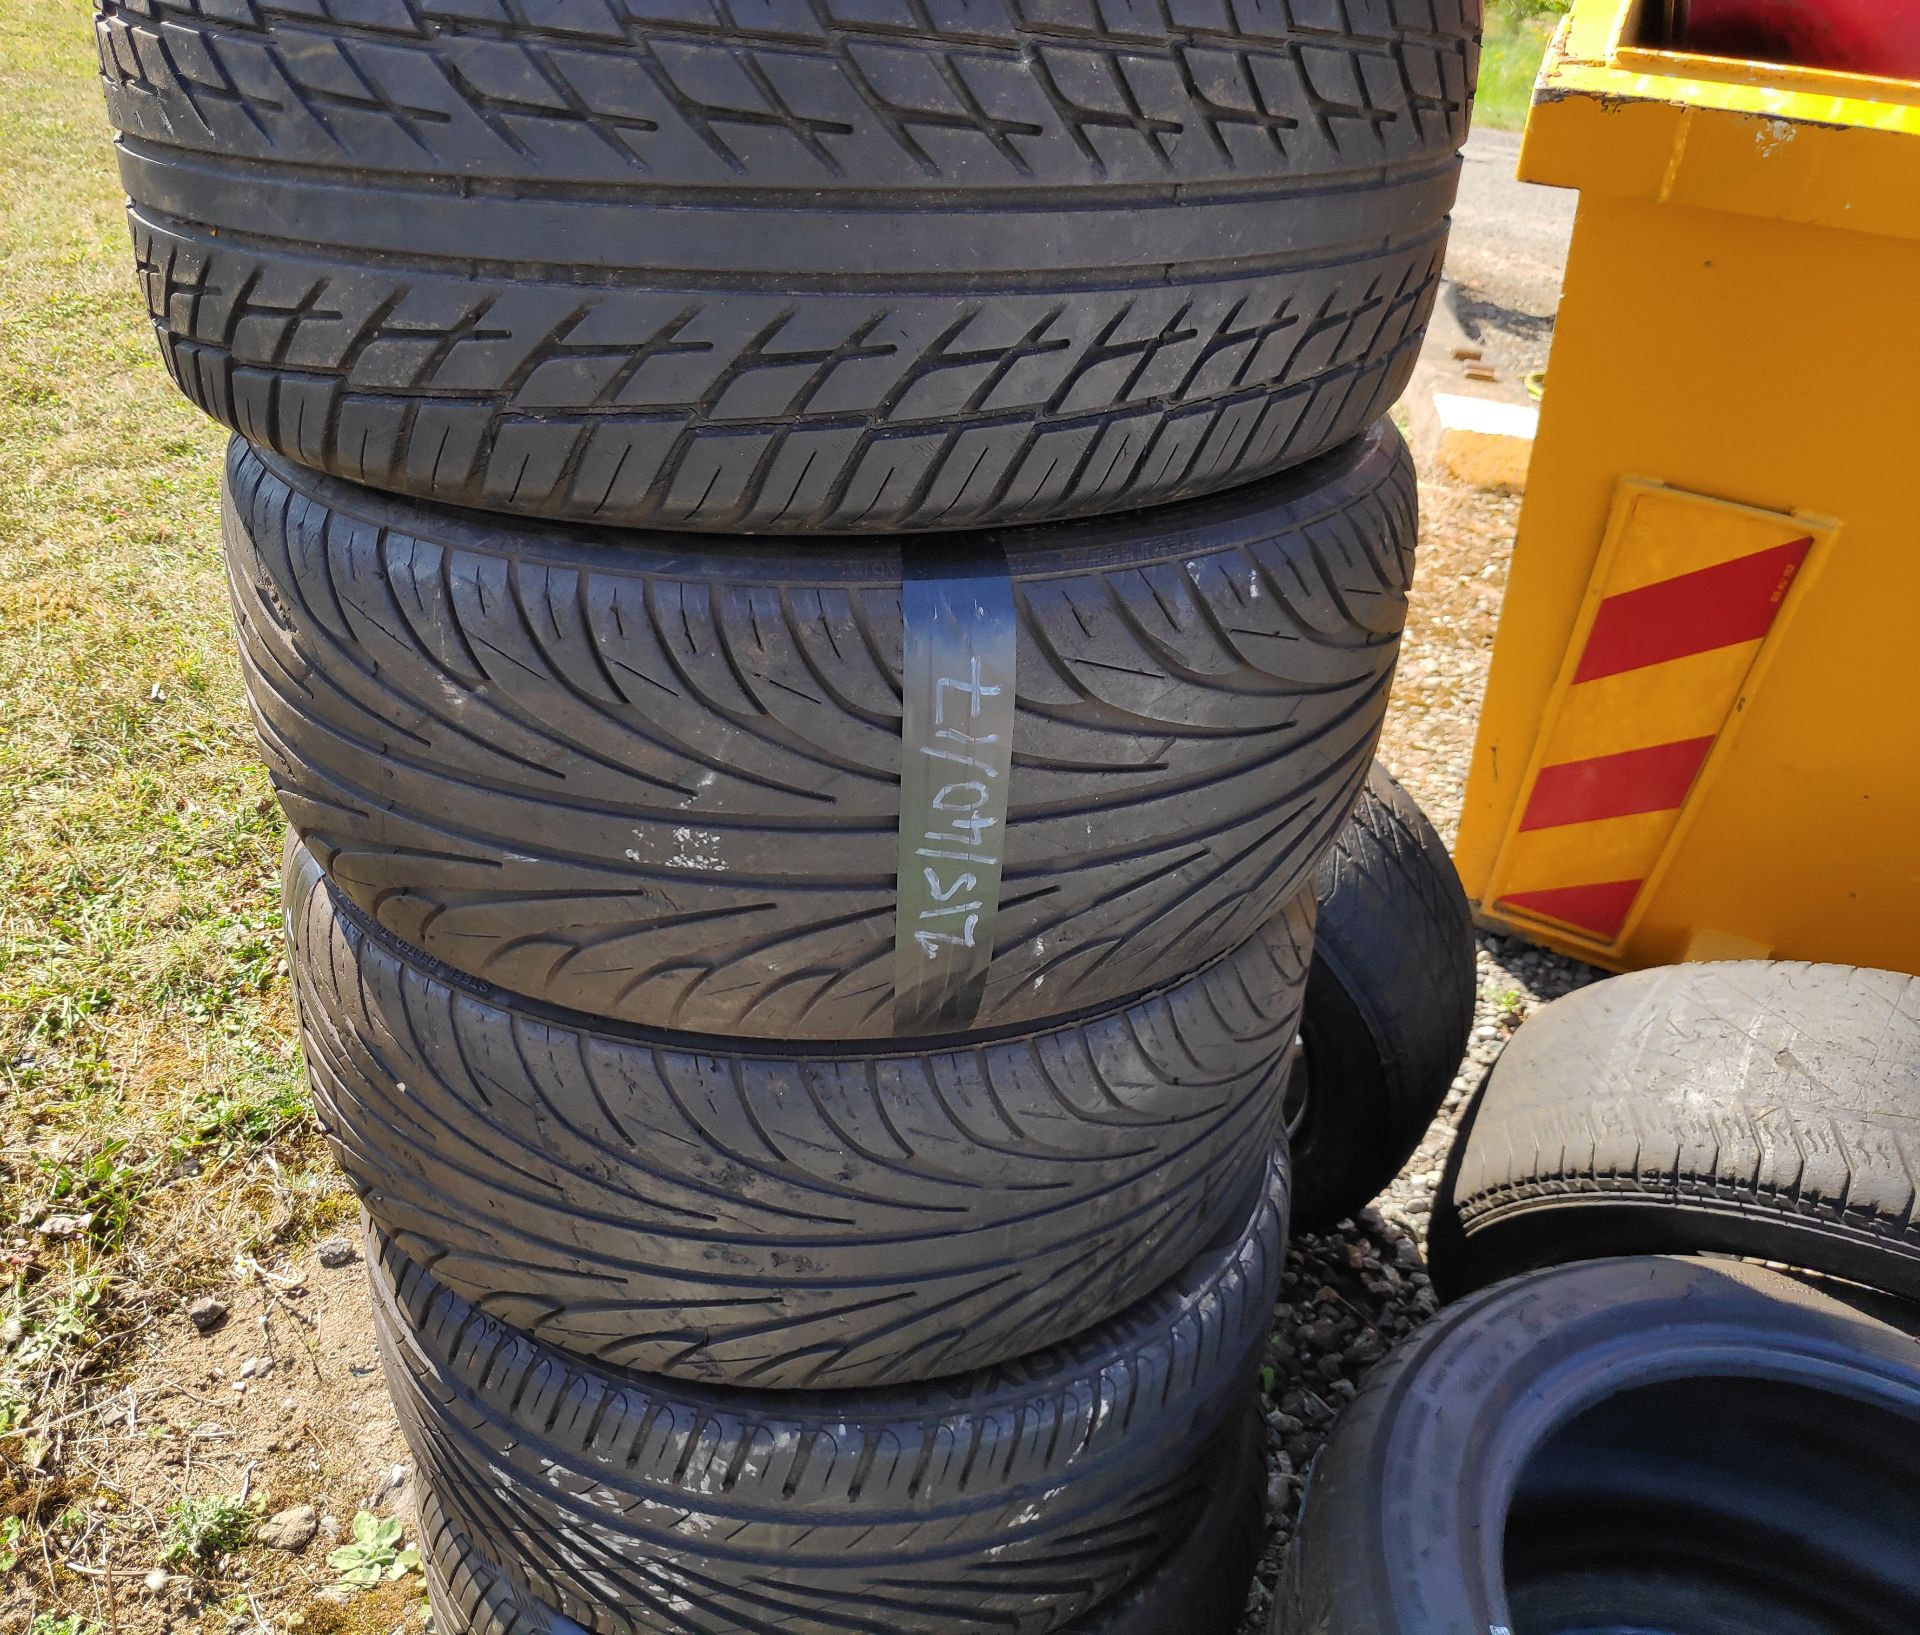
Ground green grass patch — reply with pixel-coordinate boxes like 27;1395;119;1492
0;9;347;1595
1477;1;1567;132
161;1494;262;1574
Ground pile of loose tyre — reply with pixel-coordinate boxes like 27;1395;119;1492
98;4;1488;1631
1275;961;1920;1635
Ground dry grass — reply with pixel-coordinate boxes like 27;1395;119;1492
0;5;372;1626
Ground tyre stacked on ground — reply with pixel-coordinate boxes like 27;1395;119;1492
100;0;1477;535
241;434;1397;1629
99;3;1482;1627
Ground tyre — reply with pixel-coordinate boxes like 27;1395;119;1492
1286;766;1474;1230
416;1407;1264;1635
288;839;1308;1388
1429;961;1920;1304
370;1159;1285;1635
229;424;1413;1042
101;2;1477;533
1274;1256;1920;1635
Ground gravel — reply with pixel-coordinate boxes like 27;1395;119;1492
1235;934;1601;1631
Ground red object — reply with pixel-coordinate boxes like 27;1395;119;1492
1571;537;1812;684
1519;737;1717;832
1499;880;1647;940
1687;0;1920;79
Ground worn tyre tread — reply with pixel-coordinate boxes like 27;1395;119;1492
416;1407;1265;1635
99;0;1480;189
1430;962;1920;1303
372;1164;1284;1635
232;426;1410;1040
132;212;1443;535
289;838;1308;1387
102;0;1475;530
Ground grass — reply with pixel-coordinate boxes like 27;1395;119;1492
0;0;350;1615
1477;0;1567;131
160;1493;261;1573
29;1617;100;1635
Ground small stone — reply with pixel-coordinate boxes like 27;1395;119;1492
368;1461;411;1504
237;1356;274;1380
315;1237;356;1270
319;1515;343;1541
0;1316;22;1347
1299;1318;1344;1351
257;1504;318;1552
187;1296;228;1334
1293;1391;1334;1425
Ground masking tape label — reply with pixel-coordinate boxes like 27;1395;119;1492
893;549;1017;1036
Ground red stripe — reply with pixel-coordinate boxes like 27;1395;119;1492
1573;538;1812;683
1500;879;1644;939
1519;736;1716;832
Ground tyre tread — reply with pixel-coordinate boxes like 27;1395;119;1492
372;1172;1284;1635
1434;962;1920;1300
234;429;1410;1039
291;842;1310;1387
103;0;1474;528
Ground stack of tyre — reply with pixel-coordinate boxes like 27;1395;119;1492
98;4;1481;1629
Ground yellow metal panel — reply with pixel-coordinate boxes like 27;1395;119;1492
1457;17;1920;978
1520;1;1920;240
1476;482;1832;955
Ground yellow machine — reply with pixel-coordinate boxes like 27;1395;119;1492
1455;0;1920;975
